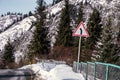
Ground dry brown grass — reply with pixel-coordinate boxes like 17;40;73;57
49;46;78;66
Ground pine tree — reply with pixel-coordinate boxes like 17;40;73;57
1;14;4;17
74;2;84;47
115;27;120;65
28;0;50;62
23;14;28;18
52;0;62;5
19;16;22;21
7;12;10;15
52;0;55;5
55;0;62;4
3;41;14;64
55;0;73;47
98;18;119;64
29;11;33;16
86;8;102;49
77;2;83;25
83;8;102;61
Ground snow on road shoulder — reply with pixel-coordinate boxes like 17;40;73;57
50;64;85;80
20;62;85;80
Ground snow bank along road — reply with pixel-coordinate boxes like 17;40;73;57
21;62;85;80
0;62;85;80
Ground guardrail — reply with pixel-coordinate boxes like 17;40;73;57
0;69;35;80
73;61;120;80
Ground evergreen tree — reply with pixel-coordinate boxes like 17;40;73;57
1;14;4;17
7;12;10;15
98;18;119;64
23;14;28;18
85;0;88;5
83;8;102;61
115;27;120;65
28;0;50;61
19;16;22;21
77;2;83;25
29;11;33;16
3;41;14;64
74;2;84;47
52;0;55;5
55;0;62;4
55;0;73;47
52;0;62;5
86;8;102;49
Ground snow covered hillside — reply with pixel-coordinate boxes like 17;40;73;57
45;0;120;47
21;62;85;80
0;15;22;32
0;15;36;62
0;0;119;63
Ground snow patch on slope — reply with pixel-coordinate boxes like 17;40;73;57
51;7;62;15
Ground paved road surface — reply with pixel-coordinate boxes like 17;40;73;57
0;69;35;80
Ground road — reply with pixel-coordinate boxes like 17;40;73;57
0;69;35;80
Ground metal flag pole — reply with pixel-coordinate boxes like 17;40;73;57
77;36;82;72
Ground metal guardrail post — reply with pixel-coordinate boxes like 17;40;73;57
73;62;75;71
77;62;79;72
94;63;96;80
106;65;109;80
80;62;82;73
74;62;76;72
86;62;88;80
73;61;77;72
87;62;96;80
78;62;81;73
96;62;109;80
